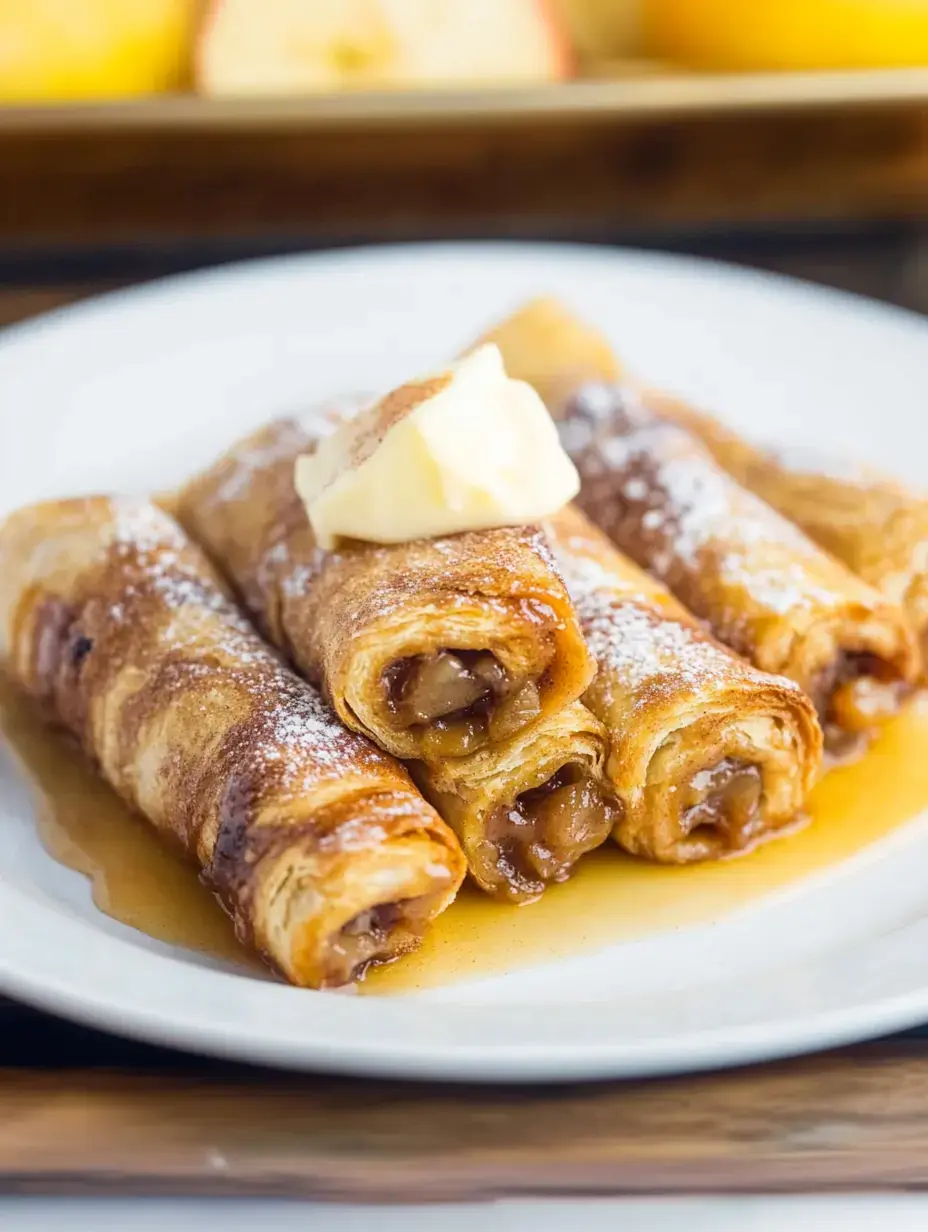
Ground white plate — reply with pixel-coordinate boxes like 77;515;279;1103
2;242;928;1083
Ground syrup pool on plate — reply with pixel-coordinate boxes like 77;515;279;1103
0;673;252;970
3;671;928;994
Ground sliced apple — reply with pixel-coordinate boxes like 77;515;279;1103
549;0;640;68
197;0;571;96
379;0;572;86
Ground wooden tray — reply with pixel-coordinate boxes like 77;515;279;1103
3;68;928;247
3;67;928;131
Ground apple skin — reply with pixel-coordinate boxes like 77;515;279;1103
197;0;573;96
539;0;576;81
549;0;639;68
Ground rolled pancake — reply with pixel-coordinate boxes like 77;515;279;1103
482;299;922;751
416;699;617;901
649;392;928;675
180;426;618;903
547;507;822;861
0;497;465;988
469;296;623;411
179;418;594;763
561;384;919;756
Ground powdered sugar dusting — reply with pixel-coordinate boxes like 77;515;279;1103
236;670;365;780
584;599;726;699
763;441;888;485
110;499;231;621
105;499;385;785
558;549;734;696
554;535;801;714
212;419;310;505
524;524;564;582
564;384;842;615
209;396;372;513
111;499;189;553
300;392;374;439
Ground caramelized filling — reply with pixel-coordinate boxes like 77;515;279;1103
326;899;422;985
814;652;908;757
484;764;621;902
386;650;541;756
680;758;763;851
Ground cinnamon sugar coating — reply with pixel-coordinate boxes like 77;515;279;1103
649;390;928;678
0;497;464;987
561;384;918;746
179;417;594;763
180;417;613;902
546;507;822;861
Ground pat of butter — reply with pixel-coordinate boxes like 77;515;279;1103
295;344;580;548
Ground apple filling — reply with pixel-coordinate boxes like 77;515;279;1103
482;764;621;902
679;758;764;853
325;897;430;986
385;650;542;758
814;651;909;757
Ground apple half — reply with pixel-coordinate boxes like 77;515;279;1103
198;0;571;95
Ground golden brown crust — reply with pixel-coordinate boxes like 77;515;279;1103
482;295;923;718
559;384;919;746
414;699;612;900
179;419;616;902
178;418;595;763
649;391;928;673
471;297;622;413
546;507;823;861
0;497;464;988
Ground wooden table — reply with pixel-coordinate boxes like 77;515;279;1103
0;1034;927;1198
3;76;928;249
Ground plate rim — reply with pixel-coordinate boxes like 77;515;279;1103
4;239;928;360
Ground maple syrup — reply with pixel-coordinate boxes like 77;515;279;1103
3;671;928;995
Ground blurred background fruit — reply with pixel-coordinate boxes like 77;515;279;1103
549;0;640;69
642;0;928;71
198;0;571;96
0;0;200;103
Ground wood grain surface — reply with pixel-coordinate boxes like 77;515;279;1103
0;1044;928;1199
3;104;928;247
